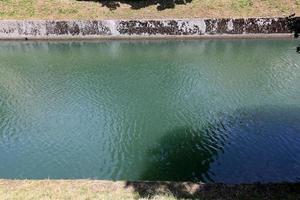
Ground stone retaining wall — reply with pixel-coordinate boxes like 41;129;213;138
0;18;291;39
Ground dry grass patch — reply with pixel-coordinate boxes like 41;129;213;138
1;180;300;200
0;180;140;200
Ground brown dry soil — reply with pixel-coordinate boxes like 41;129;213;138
1;180;300;200
0;0;299;20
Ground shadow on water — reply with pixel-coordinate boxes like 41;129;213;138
124;124;228;199
76;0;191;11
139;124;228;182
125;105;300;199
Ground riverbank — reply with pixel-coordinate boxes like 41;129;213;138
1;180;300;199
0;0;299;20
0;17;293;39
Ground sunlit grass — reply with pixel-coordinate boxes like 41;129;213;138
1;180;300;200
0;0;299;19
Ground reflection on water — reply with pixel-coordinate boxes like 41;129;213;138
0;40;299;183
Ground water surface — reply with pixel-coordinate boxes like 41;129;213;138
0;40;299;183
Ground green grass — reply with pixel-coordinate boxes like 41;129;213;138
0;0;299;19
233;0;253;9
58;8;79;15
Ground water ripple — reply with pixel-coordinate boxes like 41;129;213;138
0;40;299;183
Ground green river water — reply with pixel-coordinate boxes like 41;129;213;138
0;40;299;183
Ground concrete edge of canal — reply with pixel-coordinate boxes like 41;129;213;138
0;17;295;40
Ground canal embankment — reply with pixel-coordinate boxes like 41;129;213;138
0;17;293;39
1;180;300;200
